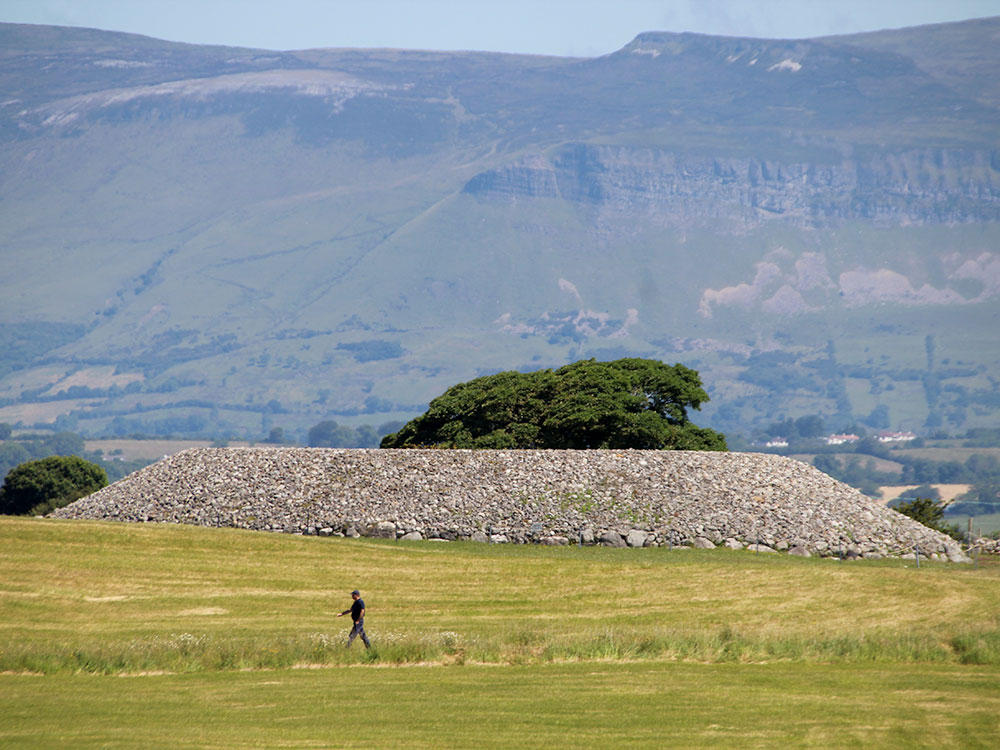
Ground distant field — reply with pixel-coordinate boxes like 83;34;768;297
44;366;143;392
0;399;99;425
878;484;972;504
0;517;997;748
890;446;1000;463
789;453;904;476
943;512;1000;537
84;439;252;461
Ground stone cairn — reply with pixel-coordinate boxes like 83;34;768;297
54;448;969;562
971;537;999;556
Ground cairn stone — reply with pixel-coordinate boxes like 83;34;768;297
600;531;626;548
541;536;569;546
626;530;648;548
51;447;970;562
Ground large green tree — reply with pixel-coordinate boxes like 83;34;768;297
381;358;726;450
0;455;107;516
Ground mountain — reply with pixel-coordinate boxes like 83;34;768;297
1;19;998;441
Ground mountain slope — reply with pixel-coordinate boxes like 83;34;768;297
1;19;998;440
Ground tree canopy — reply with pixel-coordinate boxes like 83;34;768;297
0;455;107;516
380;358;726;450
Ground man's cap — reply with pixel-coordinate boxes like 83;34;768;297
351;590;360;596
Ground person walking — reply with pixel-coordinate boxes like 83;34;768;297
337;589;371;649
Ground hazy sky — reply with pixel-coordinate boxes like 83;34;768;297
3;0;999;56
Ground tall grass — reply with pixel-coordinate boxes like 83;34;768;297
1;517;998;676
3;624;998;675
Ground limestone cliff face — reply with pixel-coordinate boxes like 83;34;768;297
463;144;1000;227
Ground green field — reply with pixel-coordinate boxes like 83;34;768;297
944;512;1000;537
4;663;998;749
1;517;998;748
892;446;1000;463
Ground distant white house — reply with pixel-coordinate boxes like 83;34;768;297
876;431;917;443
765;438;789;448
825;433;860;445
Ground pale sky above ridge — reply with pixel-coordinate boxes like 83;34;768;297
2;0;999;57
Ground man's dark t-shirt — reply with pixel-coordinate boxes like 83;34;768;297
351;598;365;622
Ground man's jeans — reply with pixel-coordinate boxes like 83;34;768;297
348;618;371;648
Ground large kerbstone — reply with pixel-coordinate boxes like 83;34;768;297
600;531;626;548
626;530;648;548
371;521;397;539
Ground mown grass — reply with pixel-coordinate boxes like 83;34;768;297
1;517;998;674
3;663;998;749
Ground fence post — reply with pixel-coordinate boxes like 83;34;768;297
914;545;920;568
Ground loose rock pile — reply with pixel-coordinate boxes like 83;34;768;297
973;537;999;555
54;448;970;562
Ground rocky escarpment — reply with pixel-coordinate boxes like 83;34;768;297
54;448;968;562
463;144;1000;227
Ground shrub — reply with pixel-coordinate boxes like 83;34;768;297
890;497;963;541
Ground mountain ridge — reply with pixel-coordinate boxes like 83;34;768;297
1;18;998;441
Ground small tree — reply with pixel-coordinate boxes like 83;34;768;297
307;420;356;447
891;497;962;541
308;421;383;449
264;427;286;444
0;455;107;516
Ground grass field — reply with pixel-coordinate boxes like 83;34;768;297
891;446;1000;463
943;512;1000;537
1;517;998;748
4;663;998;749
